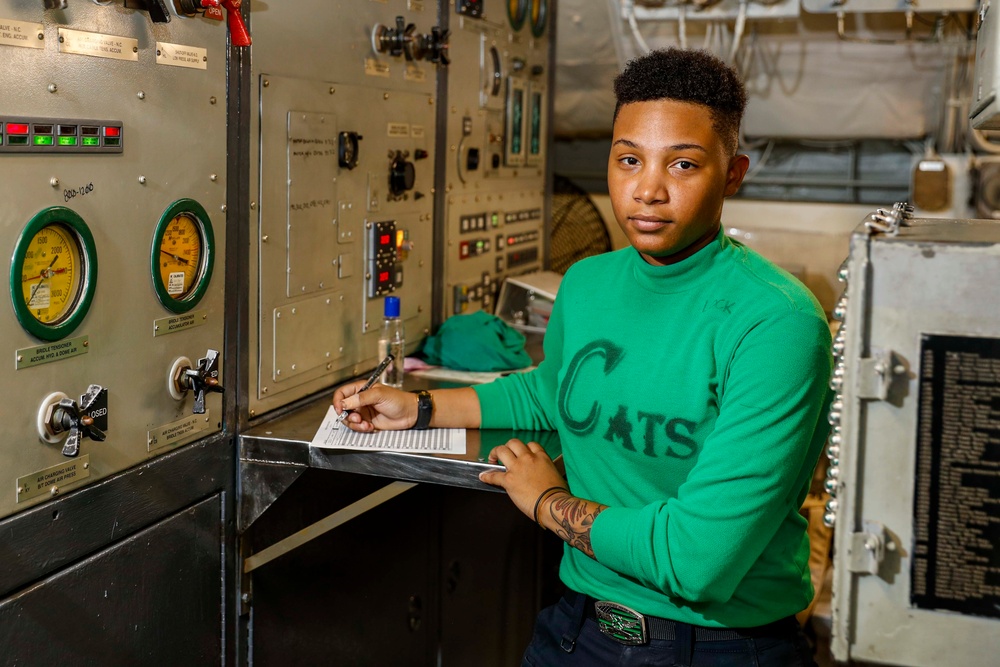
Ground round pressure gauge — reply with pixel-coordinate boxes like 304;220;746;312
10;207;98;342
530;0;548;37
150;199;215;313
507;0;528;31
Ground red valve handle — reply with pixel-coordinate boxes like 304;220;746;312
220;0;251;47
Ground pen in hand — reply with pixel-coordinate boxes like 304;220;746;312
334;353;395;425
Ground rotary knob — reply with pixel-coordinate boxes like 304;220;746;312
389;151;416;196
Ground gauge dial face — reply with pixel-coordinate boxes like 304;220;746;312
150;199;214;313
21;224;83;324
507;0;527;30
10;207;97;342
530;0;547;36
158;213;203;300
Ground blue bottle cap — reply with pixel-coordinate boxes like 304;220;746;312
384;296;401;318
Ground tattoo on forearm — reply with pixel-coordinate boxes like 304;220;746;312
548;492;608;559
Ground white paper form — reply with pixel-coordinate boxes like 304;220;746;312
310;405;466;454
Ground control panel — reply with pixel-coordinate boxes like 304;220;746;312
441;0;551;321
0;1;231;518
248;1;441;416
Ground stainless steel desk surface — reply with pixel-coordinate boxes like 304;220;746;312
238;386;560;531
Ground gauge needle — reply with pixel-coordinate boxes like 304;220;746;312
160;249;191;265
27;255;59;306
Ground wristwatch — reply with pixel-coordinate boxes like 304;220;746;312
412;390;433;430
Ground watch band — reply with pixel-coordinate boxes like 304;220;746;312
412;390;433;430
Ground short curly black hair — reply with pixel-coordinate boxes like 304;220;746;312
613;48;746;156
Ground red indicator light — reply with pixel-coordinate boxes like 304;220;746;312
380;234;391;245
379;271;390;282
103;126;121;138
508;236;515;245
7;123;29;135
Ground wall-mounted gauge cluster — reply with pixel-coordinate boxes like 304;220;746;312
151;199;216;314
10;207;98;342
506;0;548;36
443;0;551;322
0;0;228;523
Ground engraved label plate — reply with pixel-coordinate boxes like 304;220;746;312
17;455;90;503
364;57;391;78
17;335;89;370
0;19;44;49
153;309;207;337
387;122;410;138
148;412;211;452
156;42;208;70
408;0;425;10
404;65;426;82
58;28;138;62
411;124;426;139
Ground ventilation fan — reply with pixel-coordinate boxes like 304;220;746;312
549;175;613;273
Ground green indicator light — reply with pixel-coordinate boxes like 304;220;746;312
82;137;100;147
58;136;78;146
33;136;54;146
104;138;120;147
491;213;499;227
8;136;28;146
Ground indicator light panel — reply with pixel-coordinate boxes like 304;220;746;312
0;116;123;154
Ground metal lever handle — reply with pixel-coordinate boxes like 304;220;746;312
220;0;251;46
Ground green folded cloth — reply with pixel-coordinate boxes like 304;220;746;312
420;311;532;371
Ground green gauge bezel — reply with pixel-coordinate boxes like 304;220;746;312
507;0;528;31
150;198;215;314
10;206;98;342
530;0;548;37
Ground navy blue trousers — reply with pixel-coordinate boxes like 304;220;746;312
521;591;817;667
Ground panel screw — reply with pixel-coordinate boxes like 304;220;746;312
50;178;59;188
210;174;218;181
262;235;268;242
263;80;269;87
47;83;57;93
138;176;147;185
137;91;146;99
329;87;336;94
50;487;59;496
16;355;22;362
210;96;217;105
250;201;257;210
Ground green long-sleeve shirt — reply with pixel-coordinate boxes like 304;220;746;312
474;229;832;628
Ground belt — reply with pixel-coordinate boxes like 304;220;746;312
580;594;795;646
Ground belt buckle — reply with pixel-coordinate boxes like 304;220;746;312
594;600;648;646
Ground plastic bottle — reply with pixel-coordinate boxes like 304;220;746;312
378;296;405;388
